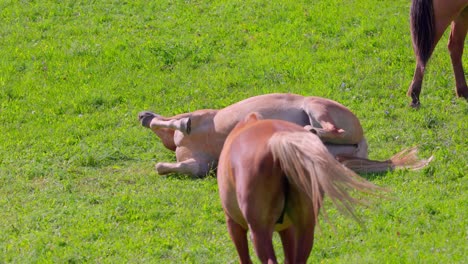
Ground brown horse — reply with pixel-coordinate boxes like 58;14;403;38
217;113;382;264
139;93;431;177
408;0;468;107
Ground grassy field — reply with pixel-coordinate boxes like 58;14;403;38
1;0;467;263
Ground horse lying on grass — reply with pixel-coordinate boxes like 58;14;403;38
139;93;431;177
217;113;384;263
408;0;468;107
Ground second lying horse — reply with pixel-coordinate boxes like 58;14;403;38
139;93;431;177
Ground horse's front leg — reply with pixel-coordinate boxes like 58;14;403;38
155;158;210;178
448;13;468;99
139;111;191;135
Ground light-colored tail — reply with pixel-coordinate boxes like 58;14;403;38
269;131;381;223
338;147;433;174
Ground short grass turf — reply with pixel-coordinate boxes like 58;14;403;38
0;0;467;263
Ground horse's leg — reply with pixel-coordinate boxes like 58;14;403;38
138;111;160;128
238;171;283;263
138;112;177;151
287;192;316;264
448;9;468;99
149;117;191;135
325;138;369;160
294;223;315;264
138;111;191;134
279;227;296;264
155;158;209;177
226;217;253;264
249;228;277;264
407;63;425;108
244;197;279;263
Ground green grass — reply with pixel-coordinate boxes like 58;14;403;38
1;0;467;263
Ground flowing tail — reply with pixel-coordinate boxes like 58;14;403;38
269;131;381;223
337;147;433;174
411;0;435;67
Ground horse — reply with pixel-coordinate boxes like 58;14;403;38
217;113;383;264
407;0;468;107
139;93;431;177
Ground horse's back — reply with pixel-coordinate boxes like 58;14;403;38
214;93;308;134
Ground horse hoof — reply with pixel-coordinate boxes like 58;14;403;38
138;111;157;128
155;163;168;175
409;101;420;109
183;118;191;135
456;89;468;99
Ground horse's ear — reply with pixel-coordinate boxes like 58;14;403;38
244;112;263;123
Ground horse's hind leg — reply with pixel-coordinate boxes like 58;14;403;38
249;228;277;264
279;227;296;264
448;9;468;99
294;225;315;264
240;174;283;263
226;217;253;264
287;194;316;264
407;63;425;107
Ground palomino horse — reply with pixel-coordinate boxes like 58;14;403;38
217;113;382;264
408;0;468;107
139;93;431;177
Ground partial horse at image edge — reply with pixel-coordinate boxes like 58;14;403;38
408;0;468;107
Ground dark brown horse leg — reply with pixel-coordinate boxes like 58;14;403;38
249;228;277;264
407;64;425;108
279;227;296;264
294;221;315;264
287;195;316;264
226;217;252;264
448;11;468;99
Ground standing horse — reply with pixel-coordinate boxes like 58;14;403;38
407;0;468;107
217;113;381;264
139;93;431;177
